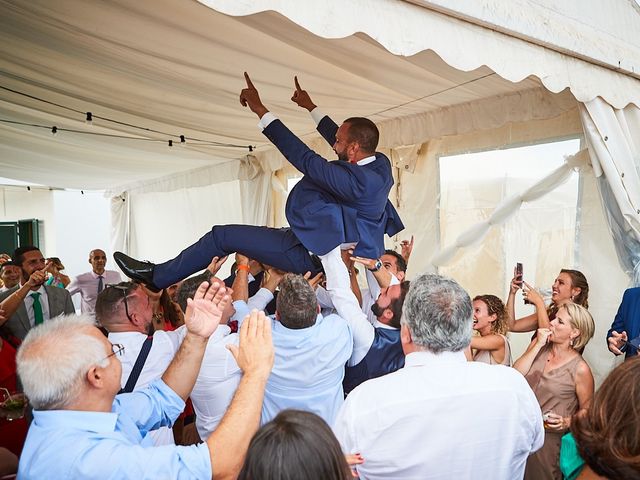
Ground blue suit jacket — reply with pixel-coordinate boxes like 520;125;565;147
262;116;404;258
608;287;640;358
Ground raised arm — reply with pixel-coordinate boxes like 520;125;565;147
505;270;540;333
513;328;550;376
161;281;230;400
322;251;374;366
522;282;552;329
241;73;379;201
0;268;48;322
207;310;274;479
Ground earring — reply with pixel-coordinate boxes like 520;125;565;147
569;338;574;347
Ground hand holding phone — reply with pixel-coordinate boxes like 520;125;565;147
515;263;523;286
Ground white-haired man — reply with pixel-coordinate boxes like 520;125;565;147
333;273;543;479
16;281;274;480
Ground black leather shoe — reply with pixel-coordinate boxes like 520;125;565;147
113;252;161;292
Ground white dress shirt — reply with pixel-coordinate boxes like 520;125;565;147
108;301;250;444
67;270;122;315
23;284;50;326
333;350;544;480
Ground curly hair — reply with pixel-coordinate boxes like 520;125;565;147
571;357;640;479
473;294;508;335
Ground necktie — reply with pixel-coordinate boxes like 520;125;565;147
98;275;104;294
30;292;44;326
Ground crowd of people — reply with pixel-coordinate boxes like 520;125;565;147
0;73;638;479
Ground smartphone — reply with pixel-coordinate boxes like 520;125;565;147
516;262;531;305
515;263;523;283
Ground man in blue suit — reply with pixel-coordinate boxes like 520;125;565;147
607;287;640;358
115;74;403;290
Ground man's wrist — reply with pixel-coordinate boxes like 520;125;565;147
236;264;251;274
184;330;211;344
368;260;383;272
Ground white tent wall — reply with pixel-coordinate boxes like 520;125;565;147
0;188;112;295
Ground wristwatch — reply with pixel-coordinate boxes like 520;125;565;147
368;259;383;272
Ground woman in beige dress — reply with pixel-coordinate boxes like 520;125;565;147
514;303;595;480
465;294;512;366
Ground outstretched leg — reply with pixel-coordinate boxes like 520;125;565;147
116;224;322;290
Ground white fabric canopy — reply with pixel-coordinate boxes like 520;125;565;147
2;0;639;191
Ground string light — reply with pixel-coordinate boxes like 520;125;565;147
168;140;173;147
0;85;253;151
0;118;252;150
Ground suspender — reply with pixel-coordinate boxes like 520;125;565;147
118;336;153;394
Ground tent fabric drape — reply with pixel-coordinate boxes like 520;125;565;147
428;149;590;270
579;99;640;284
199;0;640;109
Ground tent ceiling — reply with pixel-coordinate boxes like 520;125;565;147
2;0;635;191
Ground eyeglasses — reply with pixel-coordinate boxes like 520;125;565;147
103;343;125;362
106;282;137;323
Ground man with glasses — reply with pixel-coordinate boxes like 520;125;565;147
16;281;275;480
96;279;250;443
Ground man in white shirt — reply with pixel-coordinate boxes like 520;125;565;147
333;273;543;480
96;272;261;444
67;249;122;315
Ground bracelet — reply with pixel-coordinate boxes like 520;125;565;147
236;264;251;273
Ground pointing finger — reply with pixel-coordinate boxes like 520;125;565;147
244;71;255;89
294;75;302;91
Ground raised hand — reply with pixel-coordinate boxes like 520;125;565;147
184;281;230;338
239;72;269;117
303;271;324;290
27;267;48;288
290;76;316;111
536;328;552;347
510;266;523;294
206;255;228;276
400;235;414;263
522;281;544;307
226;309;274;378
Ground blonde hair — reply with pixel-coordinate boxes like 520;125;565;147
561;303;595;351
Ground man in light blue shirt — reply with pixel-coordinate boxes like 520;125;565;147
16;281;275;480
261;274;353;425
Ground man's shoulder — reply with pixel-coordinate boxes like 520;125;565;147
45;284;72;299
318;313;353;334
0;285;18;301
623;287;640;300
104;270;122;280
74;271;94;281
